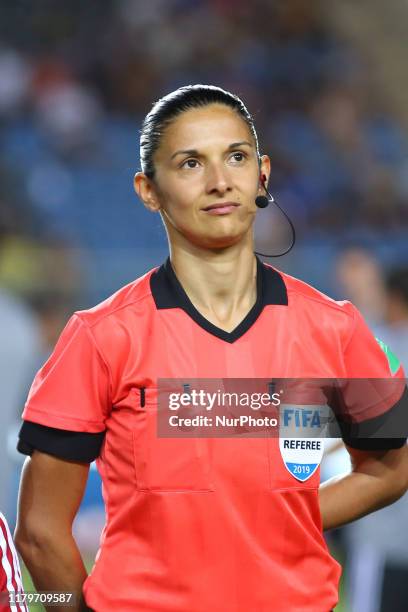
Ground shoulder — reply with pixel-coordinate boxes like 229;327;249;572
73;266;157;330
265;264;358;343
270;264;355;318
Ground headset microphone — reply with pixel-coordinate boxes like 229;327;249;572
255;195;270;208
255;175;296;257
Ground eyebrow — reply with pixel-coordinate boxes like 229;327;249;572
170;140;254;160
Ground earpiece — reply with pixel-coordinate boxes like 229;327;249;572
255;174;274;208
254;173;296;258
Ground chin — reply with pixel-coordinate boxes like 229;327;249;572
198;233;244;250
180;221;251;250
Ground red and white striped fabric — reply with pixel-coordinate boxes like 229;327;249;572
0;513;28;612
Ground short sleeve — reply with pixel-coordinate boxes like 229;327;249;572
343;304;404;380
18;314;111;461
334;304;407;450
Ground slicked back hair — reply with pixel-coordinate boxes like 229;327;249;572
139;84;260;179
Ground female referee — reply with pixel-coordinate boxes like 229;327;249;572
15;85;408;612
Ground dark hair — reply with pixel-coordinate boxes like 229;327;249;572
386;266;408;305
140;84;260;179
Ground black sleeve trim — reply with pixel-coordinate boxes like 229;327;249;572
339;385;408;450
17;421;106;462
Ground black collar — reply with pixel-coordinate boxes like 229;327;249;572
150;256;288;343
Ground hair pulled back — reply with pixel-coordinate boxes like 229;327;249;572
140;84;260;179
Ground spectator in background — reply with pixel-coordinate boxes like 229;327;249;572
0;193;76;522
346;265;408;612
335;247;386;327
32;61;104;159
378;267;408;367
0;48;31;118
327;249;408;612
0;226;41;517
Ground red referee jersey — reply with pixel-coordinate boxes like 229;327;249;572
0;513;27;612
18;258;407;612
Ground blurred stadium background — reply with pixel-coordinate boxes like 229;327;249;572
1;1;408;610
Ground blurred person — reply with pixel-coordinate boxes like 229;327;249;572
0;512;27;612
0;201;75;524
309;82;408;232
378;266;408;367
0;227;41;516
345;265;408;612
323;248;389;498
320;248;389;587
14;85;408;612
32;61;103;158
0;49;31;118
335;246;386;327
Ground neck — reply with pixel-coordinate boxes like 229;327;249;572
169;238;258;331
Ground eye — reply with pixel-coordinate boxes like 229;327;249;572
180;158;200;169
229;151;247;164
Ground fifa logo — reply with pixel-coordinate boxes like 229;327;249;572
282;408;321;428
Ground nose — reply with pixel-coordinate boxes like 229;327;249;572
205;162;233;196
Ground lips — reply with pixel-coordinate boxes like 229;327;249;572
202;202;240;212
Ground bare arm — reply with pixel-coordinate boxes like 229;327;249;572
319;443;408;531
14;450;90;612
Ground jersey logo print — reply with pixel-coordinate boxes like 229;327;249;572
279;405;326;482
375;337;401;376
279;437;324;482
